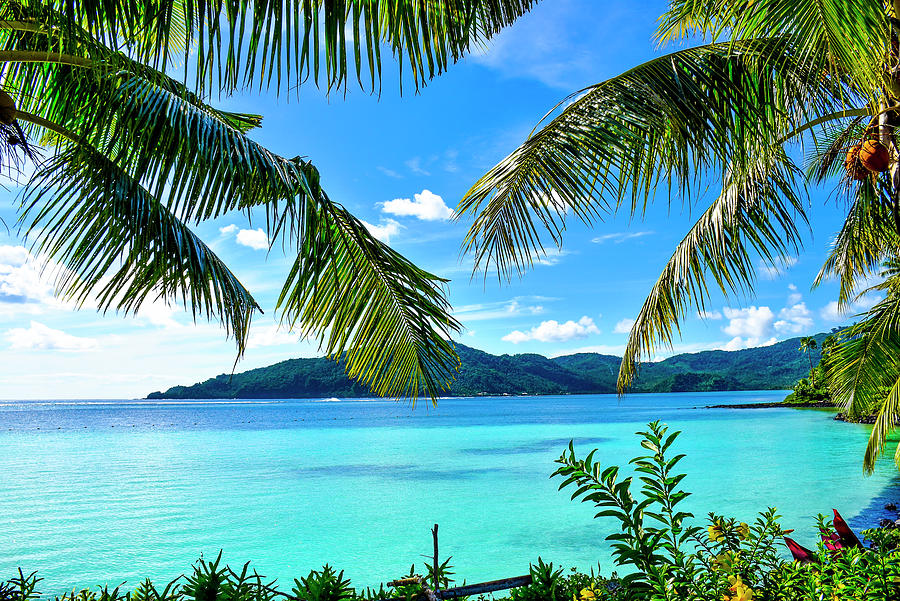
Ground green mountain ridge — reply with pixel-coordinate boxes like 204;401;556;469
147;333;830;399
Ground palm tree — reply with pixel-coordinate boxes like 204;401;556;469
0;1;537;401
798;336;818;384
455;1;900;466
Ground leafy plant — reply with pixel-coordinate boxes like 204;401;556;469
553;422;797;600
424;557;456;591
509;558;562;601
291;566;354;601
863;527;900;552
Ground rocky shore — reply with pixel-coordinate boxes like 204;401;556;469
706;400;835;409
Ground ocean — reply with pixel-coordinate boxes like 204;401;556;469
1;391;897;595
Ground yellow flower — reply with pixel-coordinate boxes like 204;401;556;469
736;523;750;540
708;521;726;542
712;551;739;572
722;576;754;601
576;586;599;601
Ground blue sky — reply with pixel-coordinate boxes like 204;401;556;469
0;0;872;399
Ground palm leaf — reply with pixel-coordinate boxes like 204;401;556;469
28;0;538;94
456;38;833;280
815;182;900;307
827;275;900;472
276;182;461;401
19;145;261;354
617;150;806;391
657;0;887;97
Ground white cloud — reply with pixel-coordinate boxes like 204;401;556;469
774;302;814;334
531;247;570;266
377;166;403;179
0;245;62;314
787;284;803;305
613;318;635;334
361;219;402;244
136;302;183;329
719;305;785;350
248;324;301;349
454;298;546;322
405;157;430;176
820;294;881;322
5;321;98;351
722;336;778;351
760;256;798;280
723;306;775;338
219;225;270;250
591;231;653;244
381;189;454;221
820;301;845;322
697;309;723;320
503;316;600;344
236;228;270;251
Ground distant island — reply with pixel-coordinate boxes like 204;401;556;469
147;333;830;399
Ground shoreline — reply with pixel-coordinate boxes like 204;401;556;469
706;400;835;409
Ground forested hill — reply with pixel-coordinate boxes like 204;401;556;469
147;333;830;399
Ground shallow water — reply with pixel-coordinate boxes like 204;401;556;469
0;392;896;594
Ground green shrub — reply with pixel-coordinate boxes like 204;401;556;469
292;566;353;601
863;527;900;552
552;421;900;600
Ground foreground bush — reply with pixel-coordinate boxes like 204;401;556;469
5;422;899;601
550;421;900;600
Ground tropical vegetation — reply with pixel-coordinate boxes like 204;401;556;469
147;334;825;399
6;422;900;601
783;335;835;404
454;0;900;470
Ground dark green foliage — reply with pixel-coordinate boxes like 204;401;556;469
863;527;900;552
292;566;353;601
782;374;831;405
149;334;829;399
424;557;455;591
509;559;562;601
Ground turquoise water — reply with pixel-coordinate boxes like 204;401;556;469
1;392;898;595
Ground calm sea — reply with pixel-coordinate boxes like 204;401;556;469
1;392;898;595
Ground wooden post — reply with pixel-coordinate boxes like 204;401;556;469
431;524;439;591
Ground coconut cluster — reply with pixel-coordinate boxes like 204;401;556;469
845;139;891;180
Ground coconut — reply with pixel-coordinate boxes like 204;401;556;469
845;144;869;181
0;91;15;125
859;139;890;172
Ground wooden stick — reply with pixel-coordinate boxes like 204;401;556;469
431;524;439;591
436;575;533;599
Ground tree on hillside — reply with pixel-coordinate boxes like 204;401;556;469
799;336;818;384
455;0;900;469
0;0;536;400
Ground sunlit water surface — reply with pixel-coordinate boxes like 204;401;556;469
1;392;898;594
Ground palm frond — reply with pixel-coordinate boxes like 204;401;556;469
457;38;832;280
19;145;261;354
815;182;900;307
276;182;461;401
28;0;538;94
617;150;806;392
657;0;887;97
827;276;900;472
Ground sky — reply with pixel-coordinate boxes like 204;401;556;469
0;0;874;399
